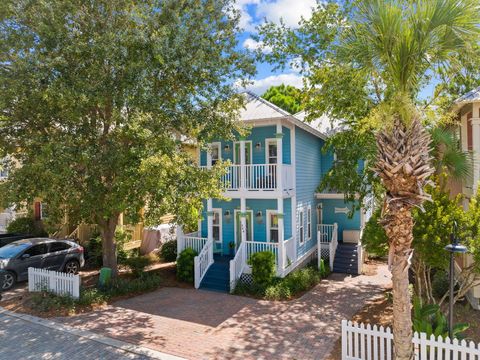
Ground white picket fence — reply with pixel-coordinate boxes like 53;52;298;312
28;267;80;299
342;320;480;360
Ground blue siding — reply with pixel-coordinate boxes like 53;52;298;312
295;127;324;256
199;125;291;165
200;198;294;255
317;199;361;242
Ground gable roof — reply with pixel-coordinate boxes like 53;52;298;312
293;110;344;137
454;86;480;109
240;91;327;140
240;91;290;120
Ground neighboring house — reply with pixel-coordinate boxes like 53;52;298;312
177;92;370;292
451;87;480;310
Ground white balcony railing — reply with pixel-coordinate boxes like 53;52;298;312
317;223;338;269
194;238;214;289
203;163;294;192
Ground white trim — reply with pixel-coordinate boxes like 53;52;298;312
233;141;252;164
212;208;222;252
265;138;278;164
306;205;312;240
266;209;279;243
40;202;47;220
209;142;221;165
298;208;304;245
234;209;253;247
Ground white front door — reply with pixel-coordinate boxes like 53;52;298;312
234;210;253;249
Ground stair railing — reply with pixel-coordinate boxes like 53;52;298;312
194;238;214;289
229;241;246;293
329;223;338;270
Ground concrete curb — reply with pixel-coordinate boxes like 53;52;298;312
0;306;185;360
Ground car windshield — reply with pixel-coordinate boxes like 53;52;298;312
0;243;31;259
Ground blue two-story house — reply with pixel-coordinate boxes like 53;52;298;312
177;92;368;292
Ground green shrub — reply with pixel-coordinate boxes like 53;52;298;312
6;216;47;236
263;265;322;300
85;235;103;267
413;297;469;339
108;274;162;297
264;282;291;300
160;240;177;262
248;251;276;287
432;271;449;299
318;259;331;278
177;248;198;283
123;256;152;278
361;209;388;257
30;291;76;313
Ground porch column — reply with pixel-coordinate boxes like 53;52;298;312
472;102;480;195
240;197;247;247
240;138;246;190
277;197;285;276
276;123;283;191
207;199;213;244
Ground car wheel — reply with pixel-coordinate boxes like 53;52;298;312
2;271;16;291
64;260;79;274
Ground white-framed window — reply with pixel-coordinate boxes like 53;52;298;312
307;205;312;240
0;158;8;179
298;208;304;244
210;142;221;166
212;208;222;245
40;202;48;220
266;210;279;242
265;139;278;164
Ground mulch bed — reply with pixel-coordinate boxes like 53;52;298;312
1;261;191;318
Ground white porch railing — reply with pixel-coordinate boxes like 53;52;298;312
194;238;214;289
342;320;480;360
245;240;279;269
182;231;208;253
229;241;246;293
28;267;80;299
284;236;296;270
317;223;338;270
202;164;294;192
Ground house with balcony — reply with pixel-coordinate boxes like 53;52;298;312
451;87;480;310
177;92;368;292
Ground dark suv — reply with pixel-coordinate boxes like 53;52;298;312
0;238;85;290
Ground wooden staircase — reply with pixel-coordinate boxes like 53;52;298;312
332;243;359;275
199;255;232;292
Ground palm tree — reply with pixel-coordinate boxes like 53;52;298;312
343;1;479;359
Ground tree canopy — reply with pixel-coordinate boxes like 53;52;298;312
0;0;255;274
261;84;304;114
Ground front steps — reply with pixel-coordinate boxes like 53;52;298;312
199;255;231;292
332;243;359;275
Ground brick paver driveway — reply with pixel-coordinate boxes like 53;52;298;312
0;311;158;359
57;264;391;360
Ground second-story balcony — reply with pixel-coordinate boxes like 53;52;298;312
203;163;295;194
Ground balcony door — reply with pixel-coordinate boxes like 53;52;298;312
233;141;252;165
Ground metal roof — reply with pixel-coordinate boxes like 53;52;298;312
454;86;480;108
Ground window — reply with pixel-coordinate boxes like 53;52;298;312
210;143;221;165
49;242;71;253
40;202;48;220
307;206;312;240
298;209;304;244
212;209;222;245
267;211;279;242
266;139;278;164
23;244;48;257
0;159;8;179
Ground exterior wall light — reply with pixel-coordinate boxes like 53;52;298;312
255;142;262;150
256;210;263;223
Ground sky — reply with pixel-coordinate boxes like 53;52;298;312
236;0;436;100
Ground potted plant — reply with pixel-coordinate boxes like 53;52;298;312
228;241;235;257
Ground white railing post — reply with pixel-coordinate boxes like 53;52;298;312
277;197;285;276
176;225;185;256
194;256;200;289
276;123;283;192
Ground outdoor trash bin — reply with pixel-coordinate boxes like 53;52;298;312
98;267;112;289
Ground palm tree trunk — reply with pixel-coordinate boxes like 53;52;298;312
385;203;414;360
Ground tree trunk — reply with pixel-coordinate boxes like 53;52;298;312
98;215;119;278
385;204;414;360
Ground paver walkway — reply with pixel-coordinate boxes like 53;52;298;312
0;308;183;360
57;264;391;360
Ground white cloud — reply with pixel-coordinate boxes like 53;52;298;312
242;38;272;53
255;0;317;28
239;73;304;95
234;0;317;32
